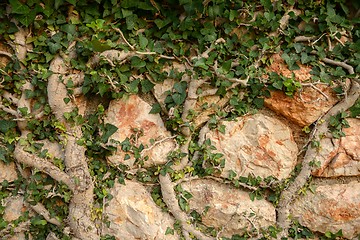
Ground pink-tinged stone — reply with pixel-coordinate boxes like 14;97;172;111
201;113;298;180
313;118;360;177
264;53;338;127
181;179;276;238
104;95;176;168
291;181;360;239
103;180;178;240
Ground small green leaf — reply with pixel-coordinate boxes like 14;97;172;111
0;120;16;133
139;34;148;49
141;79;154;93
10;0;30;14
63;97;71;104
149;103;161;114
98;83;110;96
101;123;118;143
48;42;62;54
229;10;237;21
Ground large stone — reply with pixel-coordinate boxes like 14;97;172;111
104;95;176;168
0;161;18;183
291;181;360;239
3;196;27;221
201;113;298;180
102;180;178;240
181;179;276;238
2;196;31;240
264;53;338;127
313;118;360;177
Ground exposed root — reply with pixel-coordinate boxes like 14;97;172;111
159;174;214;240
277;58;360;237
14;144;75;191
28;202;62;226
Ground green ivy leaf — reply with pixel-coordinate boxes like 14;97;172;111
101;123;118;143
172;93;186;105
18;11;36;27
139;34;148;49
140;79;154;93
165;227;174;235
0;120;16;133
98;83;110;96
149;103;161;114
10;0;30;14
48;42;62;54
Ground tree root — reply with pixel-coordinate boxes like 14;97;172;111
159;174;214;240
277;59;360;237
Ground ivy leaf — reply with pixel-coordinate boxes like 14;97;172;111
0;120;16;133
60;24;76;35
173;81;187;93
10;0;30;14
139;34;148;50
101;123;118;143
165;227;174;235
48;42;62;54
172;93;186;105
149;103;161;114
98;83;110;96
194;58;208;70
131;56;146;68
89;39;111;52
141;79;154;93
18;11;36;27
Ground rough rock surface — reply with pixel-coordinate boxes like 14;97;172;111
102;180;178;240
0;161;18;183
3;196;30;240
181;179;276;238
201;113;298;180
291;181;360;239
3;196;27;222
313;118;360;177
104;95;176;168
264;53;338;126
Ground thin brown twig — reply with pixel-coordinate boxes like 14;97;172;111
113;27;135;50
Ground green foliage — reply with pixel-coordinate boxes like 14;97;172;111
329;111;350;139
1;0;359;238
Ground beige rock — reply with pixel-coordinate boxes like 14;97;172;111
201;114;298;180
103;180;178;240
104;95;176;168
0;161;18;183
291;181;360;239
264;53;338;127
181;179;276;238
313;118;360;177
153;78;174;107
153;61;189;107
3;196;27;221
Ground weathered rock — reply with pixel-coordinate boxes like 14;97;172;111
104;95;176;168
181;179;276;238
291;181;360;239
2;196;32;240
201;113;298;180
3;196;27;221
102;180;178;240
153;61;189;107
0;161;18;183
264;53;338;127
313;118;360;177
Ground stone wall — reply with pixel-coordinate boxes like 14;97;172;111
1;55;359;239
